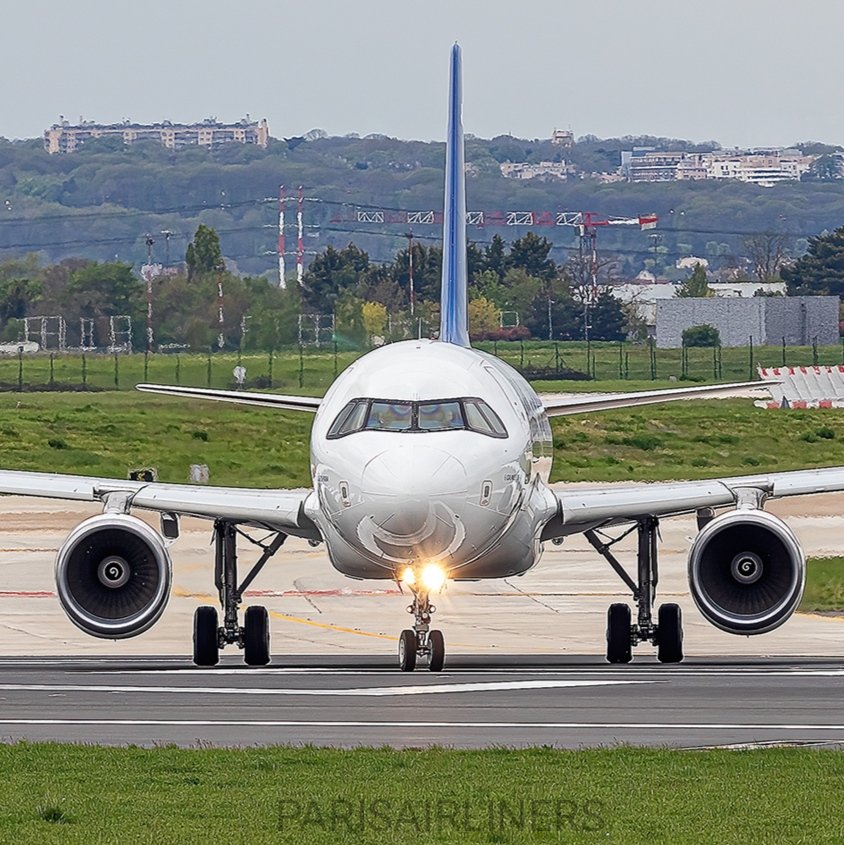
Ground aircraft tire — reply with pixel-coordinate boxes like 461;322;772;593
606;603;632;664
428;629;445;672
244;605;271;666
399;629;417;671
656;603;684;664
193;605;219;667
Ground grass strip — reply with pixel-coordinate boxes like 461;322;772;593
0;744;843;844
2;392;844;487
802;557;844;613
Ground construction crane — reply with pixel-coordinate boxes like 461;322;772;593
330;204;657;289
555;211;659;294
326;202;658;342
551;212;658;347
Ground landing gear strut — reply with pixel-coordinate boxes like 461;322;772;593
586;516;683;664
192;519;286;666
398;586;445;672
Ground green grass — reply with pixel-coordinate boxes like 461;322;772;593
475;339;844;383
0;392;313;488
802;557;844;613
0;744;843;844
551;401;844;482
0;350;350;395
0;339;841;394
1;392;844;487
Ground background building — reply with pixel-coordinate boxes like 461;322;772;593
621;147;816;185
44;117;270;153
655;296;839;348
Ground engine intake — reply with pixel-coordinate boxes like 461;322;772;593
688;509;804;635
55;514;172;639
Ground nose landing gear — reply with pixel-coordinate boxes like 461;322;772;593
398;586;445;672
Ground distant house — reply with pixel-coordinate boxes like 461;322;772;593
499;161;567;181
551;129;574;147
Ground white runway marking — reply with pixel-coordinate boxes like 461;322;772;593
0;679;650;697
93;667;844;678
0;719;842;731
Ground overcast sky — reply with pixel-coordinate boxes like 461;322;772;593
2;0;841;148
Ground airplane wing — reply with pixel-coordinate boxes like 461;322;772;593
544;466;844;538
539;380;769;417
0;469;318;538
136;383;321;412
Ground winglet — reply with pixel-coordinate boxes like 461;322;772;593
439;43;470;347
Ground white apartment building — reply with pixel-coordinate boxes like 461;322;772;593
44;118;270;154
500;161;567;180
623;147;816;185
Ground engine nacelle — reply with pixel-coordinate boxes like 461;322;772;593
55;514;172;639
688;509;804;635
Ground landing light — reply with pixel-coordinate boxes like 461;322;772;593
421;563;447;593
399;566;415;586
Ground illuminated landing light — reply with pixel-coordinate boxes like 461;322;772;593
399;566;416;586
421;563;447;593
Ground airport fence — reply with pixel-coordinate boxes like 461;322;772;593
0;338;842;393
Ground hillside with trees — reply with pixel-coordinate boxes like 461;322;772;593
2;132;844;281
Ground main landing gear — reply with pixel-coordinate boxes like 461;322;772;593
398;586;446;672
585;516;684;664
193;519;287;667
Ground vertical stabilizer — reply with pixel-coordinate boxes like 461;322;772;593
439;44;470;347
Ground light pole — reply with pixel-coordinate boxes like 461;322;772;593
144;234;154;352
404;230;415;317
160;229;173;266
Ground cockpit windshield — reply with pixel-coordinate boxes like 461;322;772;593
418;401;464;431
366;402;413;432
327;397;507;439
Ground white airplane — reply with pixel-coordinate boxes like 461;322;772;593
0;45;838;670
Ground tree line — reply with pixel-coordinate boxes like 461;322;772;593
2;221;844;353
4;132;844;278
0;226;628;349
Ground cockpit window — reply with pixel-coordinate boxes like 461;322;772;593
327;397;508;439
366;401;413;431
418;401;464;431
463;399;508;437
327;400;368;438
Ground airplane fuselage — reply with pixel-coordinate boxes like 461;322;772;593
305;340;557;580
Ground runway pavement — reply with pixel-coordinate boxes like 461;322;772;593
0;655;843;749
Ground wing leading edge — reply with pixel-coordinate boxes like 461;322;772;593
539;380;770;417
136;383;321;412
545;466;844;538
0;469;318;538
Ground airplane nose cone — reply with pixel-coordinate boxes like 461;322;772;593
363;446;467;498
362;446;468;540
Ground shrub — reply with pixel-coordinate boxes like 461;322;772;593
682;324;720;347
622;434;661;451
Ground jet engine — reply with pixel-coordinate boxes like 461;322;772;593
55;514;172;639
688;509;804;635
